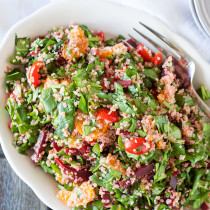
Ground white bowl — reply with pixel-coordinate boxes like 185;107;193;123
0;0;209;209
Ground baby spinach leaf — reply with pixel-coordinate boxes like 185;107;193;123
40;38;57;53
15;35;30;52
5;68;25;92
40;161;54;174
186;142;206;166
97;93;113;104
6;98;32;135
170;143;185;157
142;69;158;80
105;38;115;46
73;70;88;87
53;99;75;139
118;135;125;151
83;120;97;136
51;163;62;175
154;115;169;134
79;25;93;38
154;150;169;183
114;118;137;133
175;93;194;107
41;88;57;114
116;34;125;41
78;93;89;115
196;85;210;102
165;124;182;139
92;142;100;156
133;99;148;114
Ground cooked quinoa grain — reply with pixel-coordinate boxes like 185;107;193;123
5;24;210;209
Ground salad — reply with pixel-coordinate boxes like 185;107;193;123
5;24;210;209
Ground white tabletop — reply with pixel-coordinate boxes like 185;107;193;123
0;0;209;63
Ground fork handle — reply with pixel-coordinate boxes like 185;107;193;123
188;86;210;118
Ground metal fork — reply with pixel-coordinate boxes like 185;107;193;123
126;21;210;118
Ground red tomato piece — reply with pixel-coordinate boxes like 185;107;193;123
96;109;119;123
151;52;162;65
96;30;105;42
124;138;151;155
137;43;152;62
8;121;12;130
28;61;44;88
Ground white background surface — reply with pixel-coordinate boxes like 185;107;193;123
0;0;209;63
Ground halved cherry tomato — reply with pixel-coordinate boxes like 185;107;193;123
8;121;12;130
137;43;152;62
28;61;44;88
96;30;105;42
124;138;151;155
151;52;162;65
96;109;119;123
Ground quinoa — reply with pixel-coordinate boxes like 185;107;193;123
5;24;210;210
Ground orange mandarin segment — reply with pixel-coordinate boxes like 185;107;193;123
99;43;127;59
75;117;108;140
63;26;88;60
99;47;114;59
57;182;96;207
44;75;60;89
101;153;126;176
157;93;165;105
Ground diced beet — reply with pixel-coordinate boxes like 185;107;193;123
38;36;45;39
57;55;66;65
31;131;49;164
150;87;159;99
137;121;143;129
75;169;92;183
172;170;180;177
135;162;155;180
54;158;75;174
119;178;132;189
126;38;137;49
183;137;190;146
65;148;81;156
169;174;178;191
54;158;92;183
100;187;111;207
119;129;131;137
115;80;132;87
52;140;63;152
65;143;93;160
89;48;99;57
79;143;93;160
146;172;155;181
100;77;115;91
201;202;210;210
